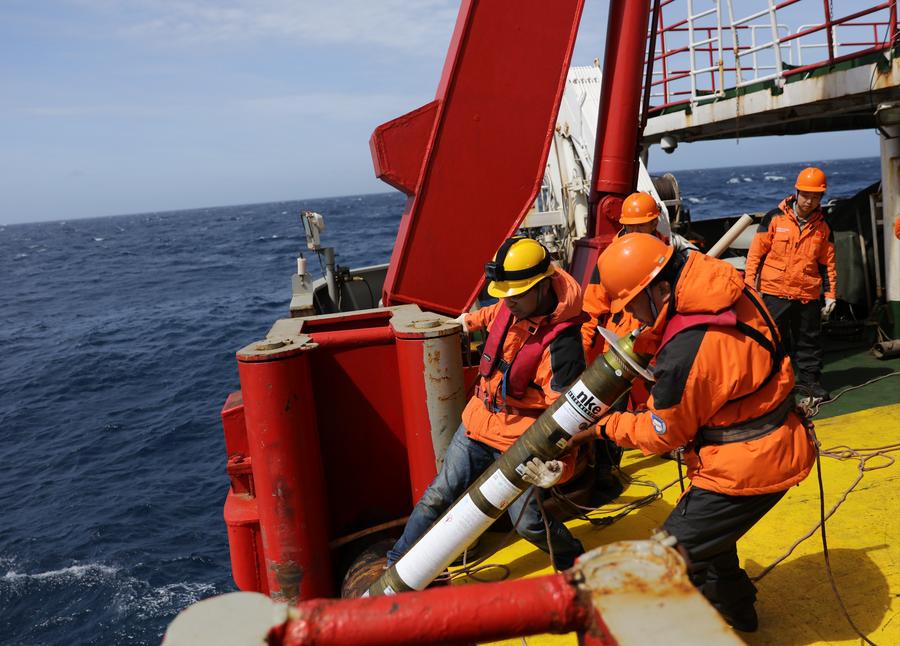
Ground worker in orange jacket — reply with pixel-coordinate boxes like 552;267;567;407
744;167;837;400
388;237;586;571
594;233;816;633
583;193;691;408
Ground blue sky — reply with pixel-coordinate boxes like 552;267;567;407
0;0;884;224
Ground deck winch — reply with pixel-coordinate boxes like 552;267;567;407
366;325;654;596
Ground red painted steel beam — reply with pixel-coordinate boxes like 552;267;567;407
590;0;652;201
373;0;585;316
570;0;652;287
272;573;615;646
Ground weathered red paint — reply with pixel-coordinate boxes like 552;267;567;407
299;312;413;542
224;491;267;595
273;573;616;646
394;336;440;500
238;345;334;601
377;0;586;315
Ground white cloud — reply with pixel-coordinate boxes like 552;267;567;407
74;0;459;51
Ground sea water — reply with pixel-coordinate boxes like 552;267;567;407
0;156;882;644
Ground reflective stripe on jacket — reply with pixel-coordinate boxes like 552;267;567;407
744;196;837;302
602;252;816;496
461;267;586;454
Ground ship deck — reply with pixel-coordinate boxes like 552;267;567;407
453;348;900;645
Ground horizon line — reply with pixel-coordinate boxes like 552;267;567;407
1;154;880;227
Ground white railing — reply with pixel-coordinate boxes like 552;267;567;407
647;0;897;110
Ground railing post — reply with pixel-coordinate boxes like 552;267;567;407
659;2;670;105
823;0;836;62
688;0;698;102
768;0;786;85
890;0;898;46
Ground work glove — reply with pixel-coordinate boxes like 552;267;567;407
821;297;836;320
452;313;468;328
520;457;563;489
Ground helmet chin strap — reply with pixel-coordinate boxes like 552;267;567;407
643;287;670;333
647;287;659;322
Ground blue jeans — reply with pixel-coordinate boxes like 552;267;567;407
387;424;584;571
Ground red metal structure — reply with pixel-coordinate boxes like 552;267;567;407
271;572;613;646
201;1;900;642
222;0;658;607
223;308;466;601
570;0;654;287
373;0;585;315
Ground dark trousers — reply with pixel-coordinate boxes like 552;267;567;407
663;487;786;614
388;424;584;571
762;294;823;386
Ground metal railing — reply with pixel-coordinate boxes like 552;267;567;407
646;0;898;112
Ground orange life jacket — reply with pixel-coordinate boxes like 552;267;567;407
461;268;585;455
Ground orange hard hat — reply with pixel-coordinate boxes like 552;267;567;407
619;191;661;225
597;233;674;313
795;167;826;193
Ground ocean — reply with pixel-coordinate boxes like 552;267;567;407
0;155;882;644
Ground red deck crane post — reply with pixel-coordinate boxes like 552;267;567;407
570;0;653;286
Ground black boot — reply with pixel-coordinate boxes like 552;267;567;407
718;603;758;632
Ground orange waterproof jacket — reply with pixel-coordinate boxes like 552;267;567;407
744;196;837;302
581;283;614;363
461;268;585;453
582;283;653;408
601;252;816;496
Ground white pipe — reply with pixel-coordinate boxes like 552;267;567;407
323;247;339;307
869;192;883;298
707;213;754;258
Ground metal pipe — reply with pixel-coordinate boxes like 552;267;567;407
323;247;339;309
869;192;884;299
393;317;466;500
308;327;395;349
706;213;754;259
571;0;651;286
590;0;652;200
282;573;600;646
236;338;333;602
638;0;662;146
823;0;836;63
855;205;874;312
368;329;652;595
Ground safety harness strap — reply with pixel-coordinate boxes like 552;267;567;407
477;305;587;410
478;303;514;378
473;383;544;417
697;395;795;445
657;309;737;352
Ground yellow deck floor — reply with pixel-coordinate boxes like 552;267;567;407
452;403;900;646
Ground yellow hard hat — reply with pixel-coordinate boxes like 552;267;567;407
485;237;555;298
